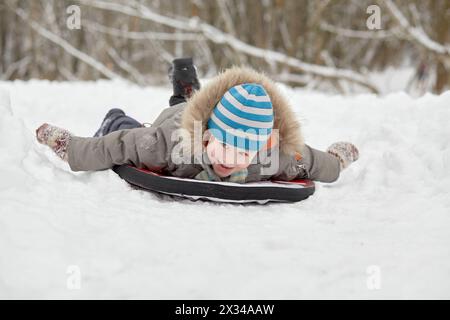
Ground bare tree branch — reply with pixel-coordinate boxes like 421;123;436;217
384;0;450;57
8;2;128;82
84;21;202;41
77;0;380;92
1;56;31;80
320;22;397;39
107;47;148;85
273;73;311;85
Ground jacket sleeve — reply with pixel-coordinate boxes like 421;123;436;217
273;144;341;183
298;144;341;182
67;127;169;172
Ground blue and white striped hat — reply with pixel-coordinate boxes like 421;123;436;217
207;83;274;152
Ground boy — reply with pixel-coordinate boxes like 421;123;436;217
36;59;358;184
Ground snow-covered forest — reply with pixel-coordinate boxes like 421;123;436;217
0;0;449;300
0;0;449;94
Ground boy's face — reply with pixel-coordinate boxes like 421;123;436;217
205;135;257;178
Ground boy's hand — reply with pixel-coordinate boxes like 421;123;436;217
326;142;359;170
35;123;72;161
36;123;50;144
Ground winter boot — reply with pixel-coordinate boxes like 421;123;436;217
93;108;142;137
94;108;125;137
168;57;200;106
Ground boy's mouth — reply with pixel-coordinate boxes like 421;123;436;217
217;163;233;170
212;163;235;176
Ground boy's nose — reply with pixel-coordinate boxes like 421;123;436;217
224;149;241;164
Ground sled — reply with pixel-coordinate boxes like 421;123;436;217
113;165;315;204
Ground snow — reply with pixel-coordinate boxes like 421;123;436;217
0;79;449;299
368;67;416;95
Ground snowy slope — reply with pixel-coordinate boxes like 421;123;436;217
0;80;449;299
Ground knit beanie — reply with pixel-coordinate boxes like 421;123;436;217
207;83;274;152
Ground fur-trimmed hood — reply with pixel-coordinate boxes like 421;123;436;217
181;66;304;155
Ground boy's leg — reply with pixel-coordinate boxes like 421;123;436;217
94;108;142;137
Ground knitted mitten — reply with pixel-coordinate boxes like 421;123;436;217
36;123;72;161
326;142;359;170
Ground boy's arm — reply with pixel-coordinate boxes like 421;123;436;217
272;144;341;183
299;144;341;183
37;124;169;172
275;143;358;183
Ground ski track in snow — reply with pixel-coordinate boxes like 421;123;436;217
0;80;449;299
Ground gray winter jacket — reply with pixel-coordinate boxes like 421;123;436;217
67;67;340;183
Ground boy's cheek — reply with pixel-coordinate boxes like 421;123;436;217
235;154;252;167
236;163;250;170
207;145;224;164
206;142;217;160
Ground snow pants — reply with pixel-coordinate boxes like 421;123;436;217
94;94;186;137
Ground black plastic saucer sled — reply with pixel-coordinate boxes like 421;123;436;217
113;165;315;204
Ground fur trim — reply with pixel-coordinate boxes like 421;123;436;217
180;66;304;155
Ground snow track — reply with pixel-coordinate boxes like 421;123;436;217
0;80;449;298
